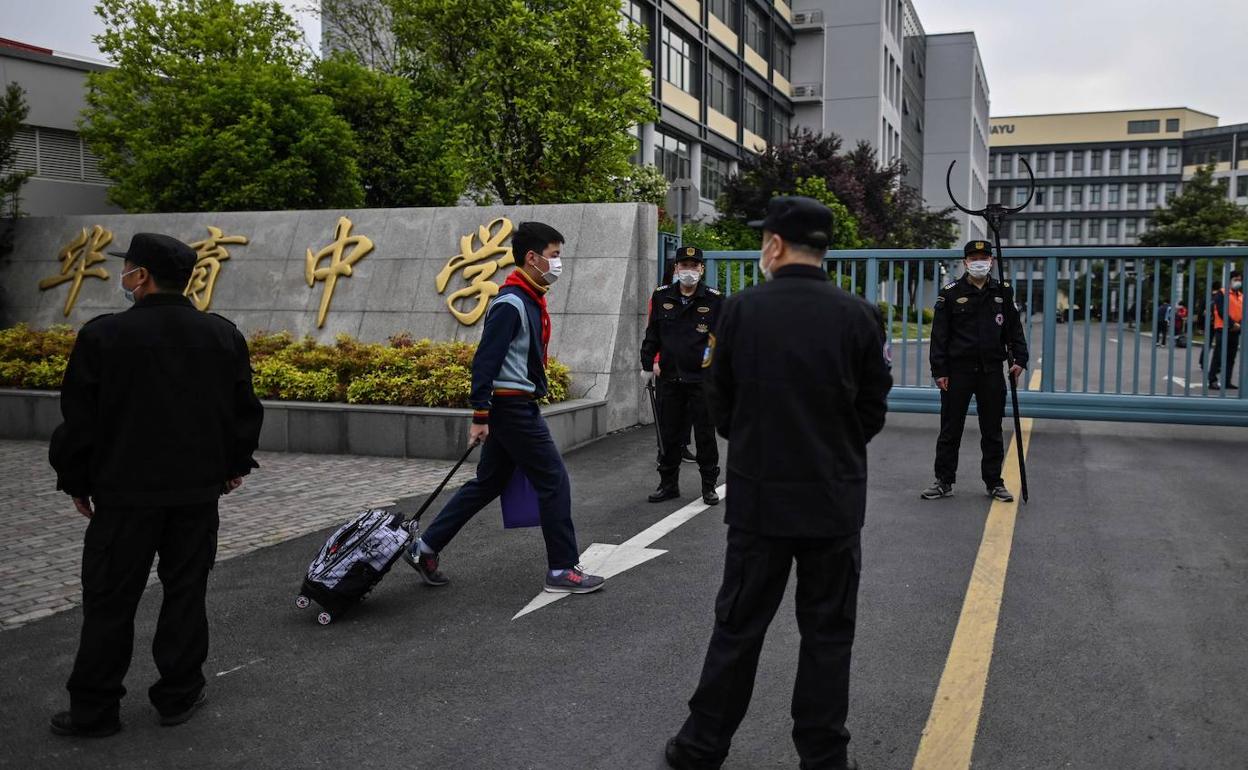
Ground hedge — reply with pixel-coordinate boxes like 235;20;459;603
0;324;572;408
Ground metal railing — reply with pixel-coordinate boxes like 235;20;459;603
665;244;1248;426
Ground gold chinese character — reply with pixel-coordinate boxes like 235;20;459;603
435;218;516;326
306;217;374;328
39;225;113;317
185;226;249;311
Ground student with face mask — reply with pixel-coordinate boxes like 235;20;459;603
640;246;723;505
921;240;1028;502
1207;268;1243;390
406;221;604;595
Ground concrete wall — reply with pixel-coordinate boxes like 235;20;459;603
0;203;658;434
922;33;990;242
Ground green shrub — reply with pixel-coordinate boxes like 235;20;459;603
251;358;337;402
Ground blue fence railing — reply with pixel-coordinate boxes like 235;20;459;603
658;242;1248;426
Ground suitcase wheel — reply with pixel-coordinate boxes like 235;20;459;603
295;595;311;610
317;612;333;626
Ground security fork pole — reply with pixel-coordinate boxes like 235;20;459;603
645;380;663;453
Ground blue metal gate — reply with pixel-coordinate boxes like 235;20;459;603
660;243;1248;426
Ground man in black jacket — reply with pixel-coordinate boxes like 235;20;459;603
48;233;263;737
921;240;1027;502
666;197;892;770
641;245;723;505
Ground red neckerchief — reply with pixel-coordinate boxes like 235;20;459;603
502;269;550;364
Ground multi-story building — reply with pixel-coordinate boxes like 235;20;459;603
788;1;990;241
1182;122;1248;206
987;108;1222;247
0;38;119;216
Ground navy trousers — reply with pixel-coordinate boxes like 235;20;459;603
422;398;580;570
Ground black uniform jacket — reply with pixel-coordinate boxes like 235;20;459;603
929;275;1029;378
707;264;893;538
640;281;722;382
49;293;264;507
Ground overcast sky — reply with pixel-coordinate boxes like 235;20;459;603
2;0;1246;124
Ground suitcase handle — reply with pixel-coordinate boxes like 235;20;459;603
406;440;479;525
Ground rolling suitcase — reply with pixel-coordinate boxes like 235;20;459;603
294;443;476;625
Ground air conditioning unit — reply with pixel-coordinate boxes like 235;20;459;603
790;83;822;101
791;10;823;29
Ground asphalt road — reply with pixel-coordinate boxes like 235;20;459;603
1;415;1244;769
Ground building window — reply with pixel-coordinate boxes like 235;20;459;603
1088;220;1101;240
743;85;766;136
1168;147;1180;168
1015;187;1028;205
1071;219;1083;239
1107;185;1120;205
1035;188;1046;206
1128;149;1140;171
1166;118;1180;132
1071;151;1084;173
702;153;729;202
1126;184;1139;204
1003;154;1014;175
706;57;738;119
1109;150;1121;172
1146;150;1158;172
1033;220;1045;239
654;131;691;182
775;37;791;79
1071;186;1083;205
989;154;998;175
1036;153;1048;173
771;108;790;146
1052;186;1065;206
1013;222;1026;240
1165;182;1178;201
662;26;698;95
1107;219;1120;239
744;4;768;59
1145;183;1158;204
707;0;738;31
1238;176;1248;198
1238;140;1248;162
620;0;647;29
1051;221;1063;240
1127;119;1160;134
1090;150;1102;172
1090;186;1102;204
1125;219;1138;237
1054;153;1066;173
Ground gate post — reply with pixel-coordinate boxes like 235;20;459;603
865;257;879;303
1042;256;1059;392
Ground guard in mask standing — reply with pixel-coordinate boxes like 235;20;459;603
641;246;722;505
921;240;1028;503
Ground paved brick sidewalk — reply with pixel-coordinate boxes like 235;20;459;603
0;440;474;630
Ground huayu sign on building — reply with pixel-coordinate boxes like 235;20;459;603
2;204;658;433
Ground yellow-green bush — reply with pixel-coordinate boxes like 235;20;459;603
0;325;574;408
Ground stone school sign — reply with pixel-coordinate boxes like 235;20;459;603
0;203;658;432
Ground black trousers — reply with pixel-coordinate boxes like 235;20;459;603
676;527;861;769
1208;328;1240;385
1157;322;1168;345
935;365;1007;487
657;378;719;485
67;502;219;724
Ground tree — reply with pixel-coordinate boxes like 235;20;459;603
1140;165;1248;246
389;0;656;205
0;82;33;255
317;0;399;74
313;53;465;207
719;128;956;248
787;177;863;250
82;0;363;212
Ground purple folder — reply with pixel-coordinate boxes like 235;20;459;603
501;469;541;529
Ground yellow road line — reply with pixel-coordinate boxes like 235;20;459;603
912;369;1041;770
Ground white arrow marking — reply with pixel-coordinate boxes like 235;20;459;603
512;484;726;620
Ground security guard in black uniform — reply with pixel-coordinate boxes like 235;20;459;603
665;196;892;770
641;246;722;505
922;240;1028;503
48;233;264;737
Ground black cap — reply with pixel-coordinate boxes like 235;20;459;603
963;240;995;258
674;245;704;263
747;196;833;250
109;233;197;281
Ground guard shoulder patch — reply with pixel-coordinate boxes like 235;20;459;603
943;281;958;290
707;287;721;295
655;283;668;292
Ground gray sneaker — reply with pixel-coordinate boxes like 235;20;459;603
544;565;605;594
987;485;1014;502
920;480;954;500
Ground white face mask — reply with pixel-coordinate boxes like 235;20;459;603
966;260;992;279
1233;280;1243;291
120;267;141;303
675;269;701;287
536;253;562;285
759;237;778;280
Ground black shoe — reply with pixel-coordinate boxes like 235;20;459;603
404;544;450;586
648;486;680;503
1209;382;1221;390
665;737;721;770
987;485;1015;502
701;480;720;506
50;711;122;738
160;690;207;727
681;448;697;463
1229;383;1239;390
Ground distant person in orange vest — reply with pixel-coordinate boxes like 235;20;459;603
1208;269;1243;390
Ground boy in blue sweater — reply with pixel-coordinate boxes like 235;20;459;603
406;222;604;594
